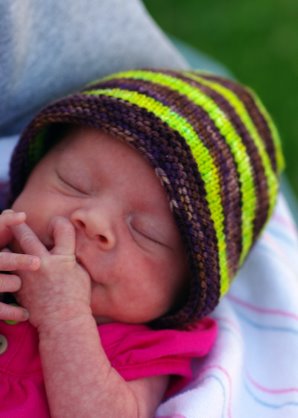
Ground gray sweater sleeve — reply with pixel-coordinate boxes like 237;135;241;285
0;0;188;135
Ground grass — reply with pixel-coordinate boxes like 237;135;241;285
144;0;298;198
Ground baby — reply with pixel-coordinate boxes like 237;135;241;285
0;69;284;418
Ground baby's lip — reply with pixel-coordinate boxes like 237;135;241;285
76;255;92;277
45;244;54;251
76;255;84;267
43;237;54;251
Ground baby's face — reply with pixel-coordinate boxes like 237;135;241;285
12;128;188;324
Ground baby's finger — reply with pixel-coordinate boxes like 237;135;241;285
50;217;76;255
11;222;47;257
0;274;22;292
0;210;26;248
0;302;29;322
0;252;40;271
0;210;26;224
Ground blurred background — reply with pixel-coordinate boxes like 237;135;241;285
144;0;298;198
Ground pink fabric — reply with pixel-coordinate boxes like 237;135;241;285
0;318;217;417
100;319;217;396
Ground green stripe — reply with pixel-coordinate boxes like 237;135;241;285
100;69;256;265
84;86;230;295
186;71;279;230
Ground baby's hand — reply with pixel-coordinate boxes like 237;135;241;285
0;210;40;322
11;217;92;331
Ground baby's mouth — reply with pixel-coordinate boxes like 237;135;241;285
45;243;54;251
76;255;84;267
43;234;54;251
76;255;92;277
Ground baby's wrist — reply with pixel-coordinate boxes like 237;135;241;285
33;303;93;334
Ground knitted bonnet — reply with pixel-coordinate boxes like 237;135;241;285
9;69;284;328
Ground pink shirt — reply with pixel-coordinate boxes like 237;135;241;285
0;317;217;417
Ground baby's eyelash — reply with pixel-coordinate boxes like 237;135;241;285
131;223;168;248
57;172;86;194
134;228;160;244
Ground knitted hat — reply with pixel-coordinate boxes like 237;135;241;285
9;69;284;328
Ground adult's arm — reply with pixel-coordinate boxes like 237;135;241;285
0;0;188;135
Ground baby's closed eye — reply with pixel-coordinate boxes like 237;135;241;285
56;170;89;195
129;217;171;249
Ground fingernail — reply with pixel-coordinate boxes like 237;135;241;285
15;211;26;219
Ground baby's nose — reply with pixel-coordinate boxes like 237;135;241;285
71;209;116;250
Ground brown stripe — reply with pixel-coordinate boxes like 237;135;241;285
201;74;278;173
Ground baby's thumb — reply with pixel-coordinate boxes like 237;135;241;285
49;217;76;256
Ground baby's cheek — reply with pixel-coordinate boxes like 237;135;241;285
11;191;31;213
131;269;176;317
